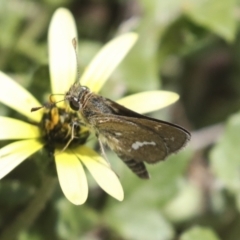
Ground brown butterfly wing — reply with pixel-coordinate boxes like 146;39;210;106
83;96;190;179
90;114;189;178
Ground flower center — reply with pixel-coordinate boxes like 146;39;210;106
40;106;90;154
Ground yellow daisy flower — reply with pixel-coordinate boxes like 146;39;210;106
0;8;179;205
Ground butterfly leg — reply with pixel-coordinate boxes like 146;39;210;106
57;121;80;154
98;138;111;166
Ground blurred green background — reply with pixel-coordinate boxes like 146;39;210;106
0;0;240;239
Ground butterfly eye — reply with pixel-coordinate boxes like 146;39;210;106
69;98;79;111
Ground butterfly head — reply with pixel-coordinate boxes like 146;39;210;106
65;83;90;111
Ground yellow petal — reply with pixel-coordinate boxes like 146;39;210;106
0;139;43;179
74;146;124;201
80;33;138;93
55;151;88;205
0;71;42;122
117;91;179;114
0;116;41;140
48;8;78;96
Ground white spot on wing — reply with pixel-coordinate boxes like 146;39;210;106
115;132;122;136
132;141;156;150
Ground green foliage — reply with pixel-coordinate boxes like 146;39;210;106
180;226;220;240
184;0;237;42
210;112;240;194
102;150;191;240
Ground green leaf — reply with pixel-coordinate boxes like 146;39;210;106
184;0;237;42
163;181;203;222
118;0;185;93
0;180;33;206
114;148;192;206
56;199;99;239
210;112;240;192
106;207;174;240
180;226;220;240
19;232;42;240
104;149;192;240
139;0;182;27
113;27;159;93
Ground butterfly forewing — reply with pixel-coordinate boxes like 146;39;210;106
91;115;188;163
102;98;190;153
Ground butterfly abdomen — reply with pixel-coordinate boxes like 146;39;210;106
118;155;150;179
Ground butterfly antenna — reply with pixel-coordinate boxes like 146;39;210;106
31;94;65;112
31;102;55;112
72;38;81;85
